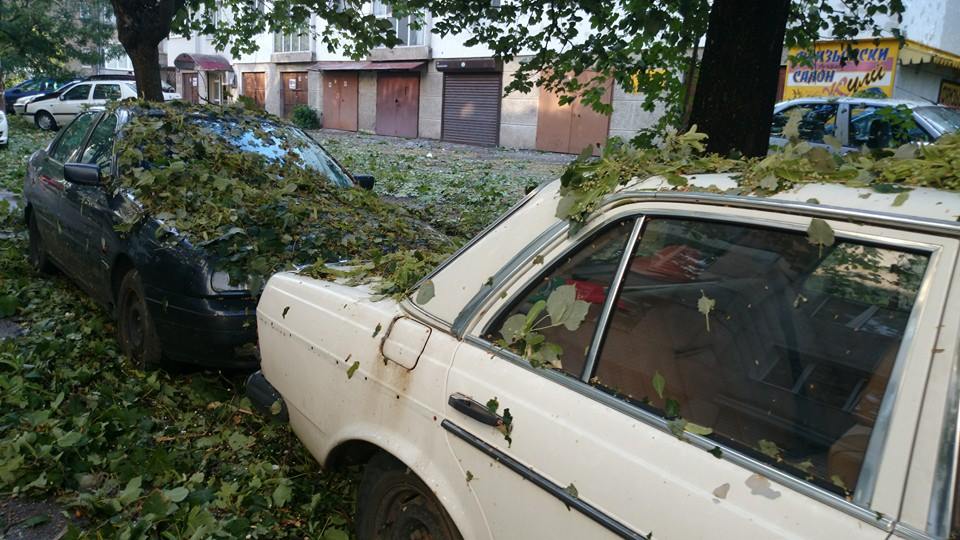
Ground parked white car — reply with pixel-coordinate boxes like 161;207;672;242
770;97;960;152
251;175;960;539
24;80;137;131
0;110;7;147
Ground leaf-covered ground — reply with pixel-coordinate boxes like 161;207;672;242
311;129;571;239
0;117;562;538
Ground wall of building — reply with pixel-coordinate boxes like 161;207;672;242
418;62;443;139
358;72;378;133
499;60;538;149
893;62;959;102
609;84;665;143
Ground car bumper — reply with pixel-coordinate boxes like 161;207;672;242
246;371;288;422
145;287;259;368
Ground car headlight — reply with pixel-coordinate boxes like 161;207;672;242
211;271;250;292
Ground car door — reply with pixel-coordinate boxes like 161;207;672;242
52;83;92;122
36;112;99;281
60;111;121;302
444;204;950;538
769;102;841;152
91;83;122;107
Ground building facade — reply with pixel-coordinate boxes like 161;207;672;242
158;3;663;153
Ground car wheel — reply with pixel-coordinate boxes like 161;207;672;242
27;211;56;274
116;269;163;368
356;453;463;540
34;111;56;131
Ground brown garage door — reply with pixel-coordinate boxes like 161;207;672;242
376;72;420;138
281;72;309;118
182;73;199;104
322;71;359;131
536;71;612;155
242;72;265;108
441;72;502;146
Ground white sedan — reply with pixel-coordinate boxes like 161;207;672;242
251;175;960;539
24;81;138;131
0;110;7;147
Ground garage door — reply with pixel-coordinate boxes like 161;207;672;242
242;72;265;108
322;72;359;131
441;73;502;146
281;72;309;118
376;72;420;138
535;71;612;155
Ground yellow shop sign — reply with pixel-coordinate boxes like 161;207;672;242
785;39;901;99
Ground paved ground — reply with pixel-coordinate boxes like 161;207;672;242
0;498;72;540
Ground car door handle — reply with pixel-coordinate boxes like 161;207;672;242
448;393;501;427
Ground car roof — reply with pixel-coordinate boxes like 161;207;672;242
776;97;934;109
626;173;960;224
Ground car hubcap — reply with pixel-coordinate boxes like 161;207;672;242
378;489;444;540
124;293;145;354
38;115;51;129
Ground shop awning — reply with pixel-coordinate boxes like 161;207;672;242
900;40;960;70
309;60;425;71
174;53;233;72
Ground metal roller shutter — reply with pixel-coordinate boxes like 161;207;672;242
441;73;502;146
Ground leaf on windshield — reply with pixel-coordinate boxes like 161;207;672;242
652;371;666;400
892;192;910;207
697;290;716;333
546;285;589;331
806;218;835;255
499;314;527;345
783;108;805;141
415;280;435;305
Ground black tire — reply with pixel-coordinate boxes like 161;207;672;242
116;269;163;368
27;211;56;274
34;110;57;131
356;453;463;540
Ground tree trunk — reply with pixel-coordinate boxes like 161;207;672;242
688;0;790;157
110;0;183;102
128;44;163;101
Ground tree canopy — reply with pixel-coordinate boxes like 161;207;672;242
0;0;115;86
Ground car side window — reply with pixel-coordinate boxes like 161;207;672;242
93;84;121;101
849;105;931;149
485;220;636;378
49;113;97;163
62;84;91;101
589;217;929;497
770;104;838;143
80;114;119;167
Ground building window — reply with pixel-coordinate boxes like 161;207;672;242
274;25;311;52
372;0;424;46
103;53;133;72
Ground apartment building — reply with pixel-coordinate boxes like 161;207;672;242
160;2;661;153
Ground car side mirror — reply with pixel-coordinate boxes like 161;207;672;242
63;163;101;185
59;94;66;101
355;174;375;190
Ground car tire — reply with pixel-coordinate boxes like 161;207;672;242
356;453;463;540
34;110;56;131
27;212;56;274
116;269;164;369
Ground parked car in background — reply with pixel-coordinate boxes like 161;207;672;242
770;97;960;152
22;107;385;367
4;78;61;112
82;74;181;101
23;80;138;130
12;79;81;116
251;173;960;539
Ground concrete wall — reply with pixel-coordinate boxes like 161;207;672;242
894;62;960;102
499;60;538;149
609;83;666;143
418;62;443;139
358;72;378;133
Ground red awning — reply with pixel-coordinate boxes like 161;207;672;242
309;60;425;71
174;53;233;72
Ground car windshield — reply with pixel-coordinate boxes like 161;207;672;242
194;118;354;188
914;106;960;137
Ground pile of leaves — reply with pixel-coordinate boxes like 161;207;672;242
0;117;359;537
111;101;452;291
558;116;960;227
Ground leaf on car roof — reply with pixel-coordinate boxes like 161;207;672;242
415;279;435;305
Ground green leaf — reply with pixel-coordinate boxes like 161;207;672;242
546;285;589;331
806;218;835;252
564;483;579;498
20;514;50;528
892;192;910;207
499;313;527;345
525;299;548;328
346;360;360;379
118;476;143;504
270;400;283;415
415;280;435;305
757;439;781;460
697;291;716;333
57;430;82;448
485;398;499;415
664;398;680;419
163;486;189;503
321;528;350;540
0;294;17;317
685;422;713;436
272;482;293;507
652;371;665;400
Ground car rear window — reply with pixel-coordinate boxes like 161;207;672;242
914;106;960;137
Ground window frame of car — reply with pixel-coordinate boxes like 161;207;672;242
437;195;957;535
61;83;92;102
77;111;121;174
92;83;122;101
770;100;849;148
46;111;103;165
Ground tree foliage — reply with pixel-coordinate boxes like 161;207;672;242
0;0;115;83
